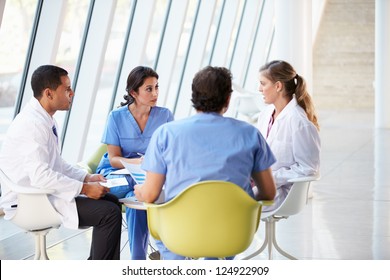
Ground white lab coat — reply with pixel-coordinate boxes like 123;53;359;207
0;98;87;229
257;96;321;211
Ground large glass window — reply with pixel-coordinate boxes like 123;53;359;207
0;0;276;160
53;0;90;138
82;0;133;159
202;0;224;67
225;0;245;69
165;0;199;114
0;0;38;149
144;0;169;67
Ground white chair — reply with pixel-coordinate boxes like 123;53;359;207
229;83;266;124
242;176;319;260
0;168;61;260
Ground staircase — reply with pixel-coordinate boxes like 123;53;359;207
313;0;375;109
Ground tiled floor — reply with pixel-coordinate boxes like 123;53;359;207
1;108;390;260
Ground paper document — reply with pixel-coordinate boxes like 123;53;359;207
120;160;146;184
111;168;130;175
119;190;165;209
119;197;146;210
100;177;128;188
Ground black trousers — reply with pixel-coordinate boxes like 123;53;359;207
76;193;122;260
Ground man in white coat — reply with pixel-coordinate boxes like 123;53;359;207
0;65;122;259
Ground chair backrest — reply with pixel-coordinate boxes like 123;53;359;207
146;180;267;258
77;144;107;174
0;168;61;231
272;176;318;217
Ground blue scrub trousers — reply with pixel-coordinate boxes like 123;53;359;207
107;174;149;260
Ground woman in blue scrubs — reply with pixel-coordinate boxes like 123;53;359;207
96;66;173;259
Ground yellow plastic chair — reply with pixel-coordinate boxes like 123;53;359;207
76;144;107;174
145;180;273;259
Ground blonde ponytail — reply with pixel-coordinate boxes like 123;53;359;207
295;75;320;131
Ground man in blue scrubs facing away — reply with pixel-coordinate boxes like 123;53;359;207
134;66;277;260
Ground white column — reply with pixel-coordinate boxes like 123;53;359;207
272;0;313;94
375;0;390;128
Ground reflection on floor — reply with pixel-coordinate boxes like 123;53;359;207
1;108;390;260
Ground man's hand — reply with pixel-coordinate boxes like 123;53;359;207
81;182;109;199
85;173;106;183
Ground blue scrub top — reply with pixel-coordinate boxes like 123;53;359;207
97;105;173;176
142;112;276;202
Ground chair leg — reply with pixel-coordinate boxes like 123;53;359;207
242;218;298;260
33;231;50;260
267;219;297;260
33;234;41;260
242;221;271;260
39;233;49;260
267;220;275;260
120;215;158;259
120;216;129;253
272;233;297;260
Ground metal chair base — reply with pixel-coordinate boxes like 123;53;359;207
243;216;297;260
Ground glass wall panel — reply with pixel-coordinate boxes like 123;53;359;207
225;0;245;69
53;0;90;138
208;0;241;67
243;0;274;92
166;0;198;115
155;0;190;109
229;0;264;86
144;0;169;67
0;0;38;149
110;0;157;112
0;0;278;160
202;0;224;67
83;0;133;159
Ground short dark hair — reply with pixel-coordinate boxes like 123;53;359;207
191;66;232;112
31;65;68;99
121;66;159;107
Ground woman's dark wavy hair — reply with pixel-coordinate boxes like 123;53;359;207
191;66;233;113
120;66;159;107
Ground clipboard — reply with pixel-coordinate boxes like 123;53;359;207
120;160;146;184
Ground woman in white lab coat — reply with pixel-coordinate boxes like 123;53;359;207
256;60;321;211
